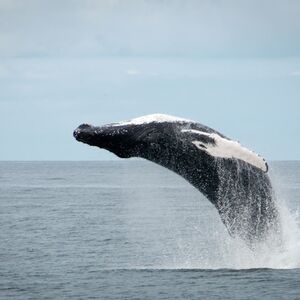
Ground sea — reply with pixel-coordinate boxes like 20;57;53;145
0;161;299;299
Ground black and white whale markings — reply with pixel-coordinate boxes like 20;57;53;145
73;114;280;245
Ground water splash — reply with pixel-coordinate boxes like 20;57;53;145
218;200;300;269
268;201;300;268
123;161;300;270
160;201;300;270
158;170;300;270
209;162;300;269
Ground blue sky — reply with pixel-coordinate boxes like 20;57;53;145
1;0;300;160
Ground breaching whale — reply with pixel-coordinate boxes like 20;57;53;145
73;114;280;246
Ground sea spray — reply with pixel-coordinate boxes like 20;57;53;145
164;203;299;270
168;166;300;270
155;161;300;270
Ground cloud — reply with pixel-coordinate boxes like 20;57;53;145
126;69;141;75
290;71;300;76
0;0;300;58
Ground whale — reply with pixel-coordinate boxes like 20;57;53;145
73;113;280;246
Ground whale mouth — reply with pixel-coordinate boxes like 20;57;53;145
73;124;95;144
73;123;134;158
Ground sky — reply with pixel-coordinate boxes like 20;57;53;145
0;0;300;160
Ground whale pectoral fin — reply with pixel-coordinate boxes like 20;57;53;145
182;129;268;173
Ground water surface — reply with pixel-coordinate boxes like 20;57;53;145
0;161;299;299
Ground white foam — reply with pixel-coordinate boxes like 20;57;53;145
182;129;267;172
113;113;192;126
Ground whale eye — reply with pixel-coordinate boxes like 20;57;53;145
198;143;207;149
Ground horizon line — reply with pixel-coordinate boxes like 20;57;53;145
0;159;299;163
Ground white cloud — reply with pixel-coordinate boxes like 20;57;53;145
290;71;300;76
126;69;141;75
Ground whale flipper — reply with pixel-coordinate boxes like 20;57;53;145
73;114;280;246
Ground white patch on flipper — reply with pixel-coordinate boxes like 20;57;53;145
182;129;267;172
113;113;192;126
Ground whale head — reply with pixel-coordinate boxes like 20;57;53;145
73;123;137;158
73;114;188;159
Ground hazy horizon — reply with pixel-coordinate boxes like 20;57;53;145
1;159;300;162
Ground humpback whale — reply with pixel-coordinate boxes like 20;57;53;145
73;114;280;246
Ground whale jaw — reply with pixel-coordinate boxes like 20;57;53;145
73;124;95;145
73;123;137;158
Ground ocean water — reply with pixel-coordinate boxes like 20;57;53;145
0;161;299;299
